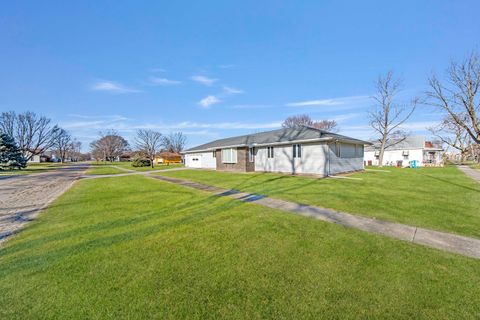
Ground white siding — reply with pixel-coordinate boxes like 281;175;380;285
185;152;216;169
364;148;424;167
327;143;364;174
255;142;363;175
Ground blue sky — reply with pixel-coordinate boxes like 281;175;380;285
1;1;479;150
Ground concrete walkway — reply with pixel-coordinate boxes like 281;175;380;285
458;165;480;183
151;175;480;259
81;167;189;179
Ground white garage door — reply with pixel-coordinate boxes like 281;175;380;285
189;155;202;168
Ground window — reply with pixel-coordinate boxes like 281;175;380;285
267;146;274;158
334;142;341;157
403;154;409;160
212;150;216;158
355;144;364;157
249;147;255;162
293;144;301;158
221;148;237;164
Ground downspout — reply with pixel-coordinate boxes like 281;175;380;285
327;142;331;177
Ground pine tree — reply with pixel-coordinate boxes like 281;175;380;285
0;132;27;170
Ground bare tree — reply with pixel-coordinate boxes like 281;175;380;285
368;71;417;166
53;128;73;163
135;129;162;168
90;130;129;162
68;140;82;162
282;114;314;128
312;119;338;132
0;111;60;161
163;132;187;153
426;52;480;161
428;115;472;162
282;114;339;132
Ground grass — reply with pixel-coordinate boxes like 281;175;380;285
155;166;480;238
1;175;479;319
0;162;73;176
114;161;184;172
87;161;183;175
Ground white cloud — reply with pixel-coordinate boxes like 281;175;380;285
61;114;132;131
191;75;218;86
149;77;182;86
223;86;244;95
135;120;282;130
90;81;140;94
286;95;370;107
198;95;221;108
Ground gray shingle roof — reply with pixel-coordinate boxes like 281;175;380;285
184;126;371;153
365;135;442;151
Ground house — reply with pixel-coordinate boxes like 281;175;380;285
153;151;182;165
364;135;444;167
183;126;370;176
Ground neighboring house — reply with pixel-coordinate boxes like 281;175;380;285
26;152;53;163
364;136;444;167
183;126;370;176
153;152;182;164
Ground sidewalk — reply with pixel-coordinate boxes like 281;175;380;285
458;165;480;183
151;174;480;259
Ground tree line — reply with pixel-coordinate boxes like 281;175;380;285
0;110;187;170
0;111;83;169
90;130;186;168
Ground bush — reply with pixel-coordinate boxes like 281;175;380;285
132;158;151;167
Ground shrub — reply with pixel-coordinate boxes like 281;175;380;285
132;158;151;167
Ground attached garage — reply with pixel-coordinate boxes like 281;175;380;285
184;152;216;169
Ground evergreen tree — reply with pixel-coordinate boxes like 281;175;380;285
0;132;27;170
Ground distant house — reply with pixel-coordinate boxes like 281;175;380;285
364;136;444;167
26;151;55;163
153;152;182;165
183;126;371;176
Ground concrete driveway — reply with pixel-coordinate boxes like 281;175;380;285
0;164;88;245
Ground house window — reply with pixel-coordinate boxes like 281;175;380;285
212;150;216;158
355;144;364;157
221;148;237;164
293;144;301;158
403;154;409;160
335;143;341;157
249;147;255;162
267;146;274;158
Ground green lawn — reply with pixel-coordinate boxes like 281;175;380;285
0;162;73;176
86;162;183;175
156;166;480;238
86;164;127;175
1;175;479;319
114;161;184;172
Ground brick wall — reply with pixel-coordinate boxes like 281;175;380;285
216;147;255;172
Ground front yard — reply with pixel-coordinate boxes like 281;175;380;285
87;162;183;175
156;166;480;238
1;174;479;319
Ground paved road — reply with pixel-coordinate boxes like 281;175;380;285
458;165;480;183
0;164;88;245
